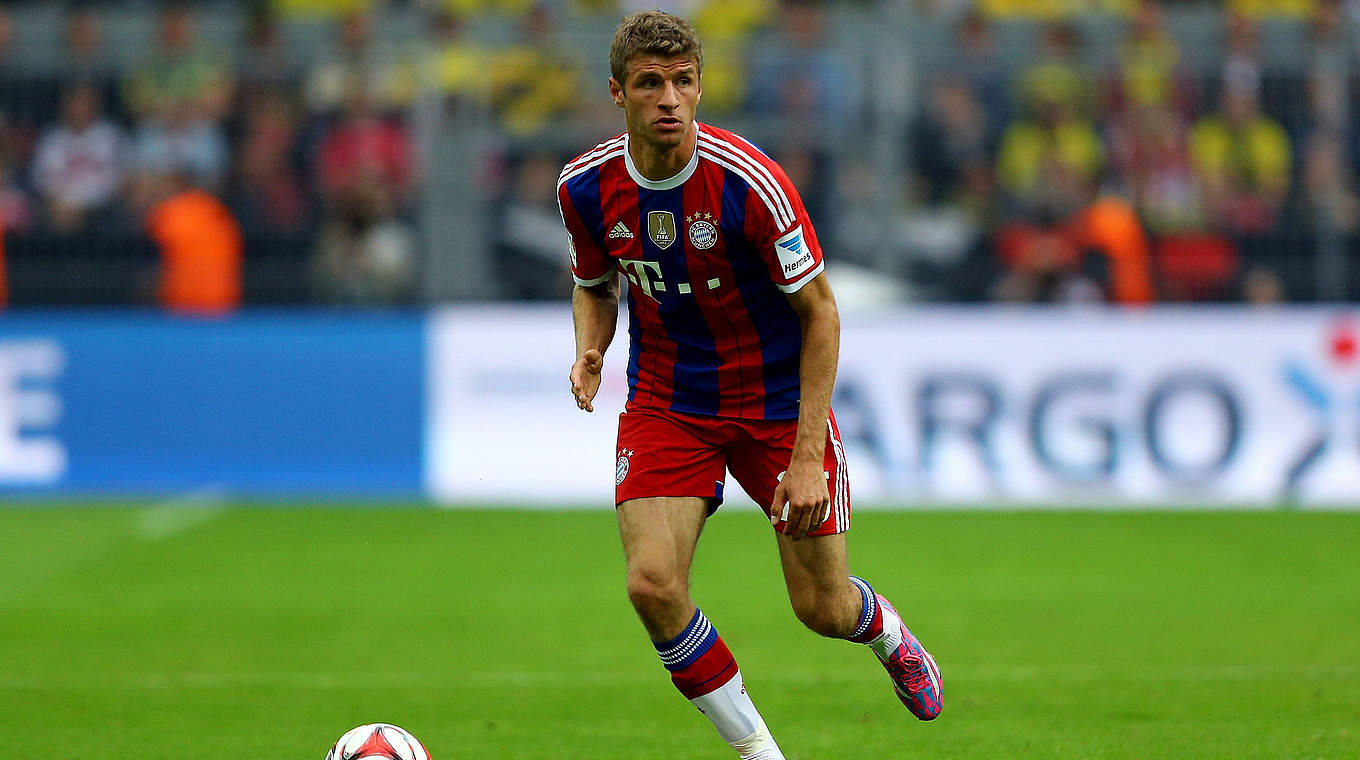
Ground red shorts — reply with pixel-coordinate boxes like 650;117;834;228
614;408;851;536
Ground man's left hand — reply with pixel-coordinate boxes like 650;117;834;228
769;462;830;541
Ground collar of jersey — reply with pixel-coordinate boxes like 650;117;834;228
623;123;701;190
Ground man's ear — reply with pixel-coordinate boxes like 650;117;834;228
609;77;625;108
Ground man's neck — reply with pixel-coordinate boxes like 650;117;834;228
627;126;698;182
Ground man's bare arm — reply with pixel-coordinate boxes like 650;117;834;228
570;275;621;412
770;273;840;539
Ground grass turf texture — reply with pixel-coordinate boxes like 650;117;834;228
1;507;1357;759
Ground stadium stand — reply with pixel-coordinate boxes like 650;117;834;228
0;0;1355;305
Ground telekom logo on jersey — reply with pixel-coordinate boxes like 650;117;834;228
619;259;723;302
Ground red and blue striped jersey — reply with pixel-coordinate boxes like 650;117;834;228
557;122;824;421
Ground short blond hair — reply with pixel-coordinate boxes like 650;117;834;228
609;11;703;88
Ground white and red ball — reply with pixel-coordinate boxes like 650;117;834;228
325;723;430;760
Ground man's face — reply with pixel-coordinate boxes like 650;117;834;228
610;54;701;150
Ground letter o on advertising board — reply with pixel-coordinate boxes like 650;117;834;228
1143;373;1241;484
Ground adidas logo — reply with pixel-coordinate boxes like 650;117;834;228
608;221;634;239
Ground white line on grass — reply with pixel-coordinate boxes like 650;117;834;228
135;487;230;540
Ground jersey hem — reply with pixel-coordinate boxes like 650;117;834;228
624;402;801;422
776;260;825;293
573;269;616;287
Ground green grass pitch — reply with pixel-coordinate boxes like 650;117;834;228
2;506;1357;759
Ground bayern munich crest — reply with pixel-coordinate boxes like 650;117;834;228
687;213;718;250
616;449;633;485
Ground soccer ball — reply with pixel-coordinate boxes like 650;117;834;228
325;723;431;760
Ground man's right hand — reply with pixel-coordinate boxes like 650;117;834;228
570;348;604;412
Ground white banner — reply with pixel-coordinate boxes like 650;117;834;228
427;306;1360;508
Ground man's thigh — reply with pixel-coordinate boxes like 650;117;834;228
727;412;851;536
775;530;852;599
617;496;711;580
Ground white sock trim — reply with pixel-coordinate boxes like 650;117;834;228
869;602;904;660
690;670;784;759
731;720;784;760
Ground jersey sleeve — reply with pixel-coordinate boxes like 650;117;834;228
557;179;615;287
745;154;825;294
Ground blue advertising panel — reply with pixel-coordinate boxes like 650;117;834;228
0;311;424;497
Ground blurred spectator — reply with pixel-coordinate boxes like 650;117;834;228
310;190;416;304
1301;1;1359;241
688;0;774;113
63;6;111;77
745;0;851;133
421;10;488;115
275;0;372;17
1104;0;1195;118
1220;10;1264;104
996;91;1102;219
498;152;572;300
992;193;1155;305
1015;22;1091;120
0;9;13;73
316;83;414;209
305;11;415;116
145;170;243;315
992;217;1106;304
0;151;33;235
1229;0;1316;19
312;82;416;304
1154;232;1241;301
124;3;235;124
226;94;310;235
132;99;230;196
1077;194;1155;304
0;7;43;143
952;12;1010;145
61;5;121;117
911;77;992;206
904;78;993;295
32;83;126;232
1190;88;1292;236
1107;104;1204;234
1302;131;1359;236
444;0;539;18
0;144;25;308
238;4;301;100
1305;1;1353;141
486;4;583;136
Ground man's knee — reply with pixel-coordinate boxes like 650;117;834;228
790;584;858;638
626;565;687;618
792;597;843;637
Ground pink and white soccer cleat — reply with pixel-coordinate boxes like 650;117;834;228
876;595;942;721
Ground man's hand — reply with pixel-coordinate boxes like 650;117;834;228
570;348;604;412
769;461;830;540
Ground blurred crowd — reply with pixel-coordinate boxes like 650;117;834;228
895;0;1360;304
0;0;1357;308
0;1;424;309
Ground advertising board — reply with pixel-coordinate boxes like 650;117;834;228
0;312;425;497
427;306;1360;508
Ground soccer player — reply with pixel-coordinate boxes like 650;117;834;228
559;12;941;759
